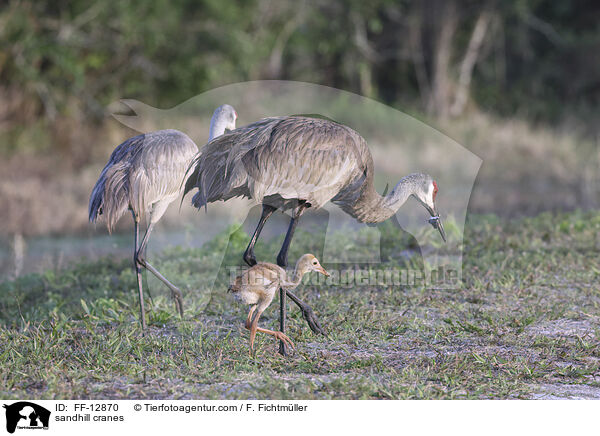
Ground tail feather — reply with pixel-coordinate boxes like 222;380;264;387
102;162;131;232
89;136;141;232
180;152;200;209
182;154;200;199
183;153;209;211
88;176;105;223
89;164;130;233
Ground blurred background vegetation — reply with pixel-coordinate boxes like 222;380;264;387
1;0;598;399
0;0;598;240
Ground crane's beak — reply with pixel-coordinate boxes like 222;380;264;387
317;266;330;277
426;206;447;243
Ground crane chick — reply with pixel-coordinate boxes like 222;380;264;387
229;254;329;353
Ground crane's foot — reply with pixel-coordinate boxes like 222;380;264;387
171;288;184;317
300;305;327;336
137;254;185;318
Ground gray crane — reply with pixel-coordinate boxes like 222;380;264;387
89;104;237;329
184;115;446;355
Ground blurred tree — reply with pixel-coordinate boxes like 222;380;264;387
0;0;598;157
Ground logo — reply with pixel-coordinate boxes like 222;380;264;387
3;402;50;434
110;80;481;297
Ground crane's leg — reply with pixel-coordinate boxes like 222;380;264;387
276;203;307;268
284;289;325;336
276;208;300;355
243;204;277;267
278;290;288;355
136;222;184;317
275;203;325;355
132;212;147;330
278;207;327;333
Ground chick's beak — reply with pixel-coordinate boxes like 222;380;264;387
317;266;330;277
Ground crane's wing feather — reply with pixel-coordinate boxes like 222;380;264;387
184;116;372;210
184;117;284;208
243;117;371;208
89;129;197;231
129;130;197;214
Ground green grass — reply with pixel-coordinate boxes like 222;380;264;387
1;211;599;399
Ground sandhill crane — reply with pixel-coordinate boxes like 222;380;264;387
184;115;446;354
229;253;329;353
89;104;237;329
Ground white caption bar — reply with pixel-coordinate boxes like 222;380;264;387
0;400;595;435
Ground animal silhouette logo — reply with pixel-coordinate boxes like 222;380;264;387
3;402;50;433
110;80;481;293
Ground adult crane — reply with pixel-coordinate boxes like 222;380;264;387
89;104;237;329
184;115;445;354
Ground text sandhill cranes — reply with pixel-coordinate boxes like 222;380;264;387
229;253;329;353
89;104;237;329
184;115;446;354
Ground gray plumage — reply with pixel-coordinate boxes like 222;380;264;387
184;116;444;228
89;129;198;232
88;104;237;329
90;105;237;231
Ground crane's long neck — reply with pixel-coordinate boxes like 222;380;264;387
208;114;229;141
339;175;419;224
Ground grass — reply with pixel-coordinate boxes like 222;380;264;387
0;210;599;399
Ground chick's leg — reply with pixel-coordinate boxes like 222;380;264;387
245;306;261;352
245;305;257;330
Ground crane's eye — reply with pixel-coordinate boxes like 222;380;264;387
313;261;318;265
